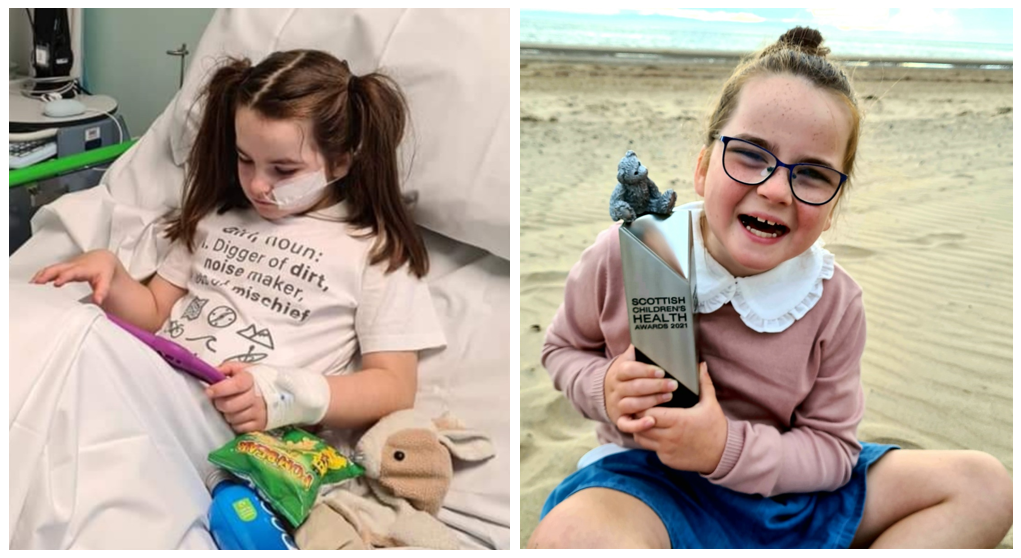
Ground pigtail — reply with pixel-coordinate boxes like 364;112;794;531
165;57;252;251
343;72;429;278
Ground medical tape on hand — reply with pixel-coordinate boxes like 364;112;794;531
247;364;330;430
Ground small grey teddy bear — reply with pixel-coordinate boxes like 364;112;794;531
609;150;676;223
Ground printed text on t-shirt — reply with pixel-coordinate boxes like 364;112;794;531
198;226;332;323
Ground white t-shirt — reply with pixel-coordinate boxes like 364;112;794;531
156;202;446;376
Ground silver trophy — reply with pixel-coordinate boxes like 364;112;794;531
619;209;700;408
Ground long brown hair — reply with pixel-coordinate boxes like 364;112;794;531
165;50;428;277
702;27;861;193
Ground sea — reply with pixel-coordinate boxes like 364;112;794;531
520;10;1013;69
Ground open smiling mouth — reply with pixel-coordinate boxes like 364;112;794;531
738;214;790;239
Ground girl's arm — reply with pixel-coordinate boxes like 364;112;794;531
104;274;187;332
700;288;867;497
211;256;441;433
546;226;701;434
542;226;629;424
31;249;186;332
320;351;417;430
318;253;441;428
210;352;418;434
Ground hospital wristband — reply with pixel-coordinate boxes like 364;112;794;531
247;364;330;430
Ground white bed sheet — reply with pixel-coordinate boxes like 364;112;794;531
9;230;510;549
9;286;234;549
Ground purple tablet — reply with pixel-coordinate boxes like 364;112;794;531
106;313;226;384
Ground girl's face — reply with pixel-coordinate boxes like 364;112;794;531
234;107;348;220
694;75;851;277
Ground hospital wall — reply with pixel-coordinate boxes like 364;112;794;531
83;8;216;136
9;9;211;135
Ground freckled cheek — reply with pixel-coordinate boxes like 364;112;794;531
718;179;749;214
796;206;829;233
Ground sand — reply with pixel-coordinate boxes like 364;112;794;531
519;58;1013;548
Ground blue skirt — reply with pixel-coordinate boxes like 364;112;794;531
540;442;897;549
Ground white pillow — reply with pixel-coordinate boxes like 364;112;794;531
168;8;510;260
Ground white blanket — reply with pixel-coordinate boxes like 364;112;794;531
9;232;509;550
10;283;235;549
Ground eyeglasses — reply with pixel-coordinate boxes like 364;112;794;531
719;136;847;206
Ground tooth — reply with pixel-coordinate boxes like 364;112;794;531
766;220;776;226
756;217;766;223
745;225;780;239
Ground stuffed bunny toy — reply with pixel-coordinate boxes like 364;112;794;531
609;150;676;223
295;410;494;550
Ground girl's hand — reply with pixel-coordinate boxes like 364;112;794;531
206;362;268;434
31;249;120;305
604;344;678;434
633;362;728;475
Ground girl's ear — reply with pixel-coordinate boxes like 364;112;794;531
693;146;708;197
822;191;843;232
330;152;353;181
823;205;835;232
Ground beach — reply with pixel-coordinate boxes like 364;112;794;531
519;56;1013;548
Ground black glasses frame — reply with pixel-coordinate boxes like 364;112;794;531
719;136;848;206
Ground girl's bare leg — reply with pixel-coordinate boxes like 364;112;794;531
528;487;670;549
851;450;1012;548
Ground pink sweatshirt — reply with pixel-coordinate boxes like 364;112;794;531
542;224;866;497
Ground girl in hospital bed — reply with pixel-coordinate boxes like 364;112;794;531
32;49;445;435
529;29;1011;549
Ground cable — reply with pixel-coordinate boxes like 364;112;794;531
16;79;124;144
17;77;78;100
82;109;125;178
83;108;126;144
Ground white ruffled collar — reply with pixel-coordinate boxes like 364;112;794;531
681;201;834;333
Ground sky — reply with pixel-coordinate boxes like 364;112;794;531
521;8;1014;46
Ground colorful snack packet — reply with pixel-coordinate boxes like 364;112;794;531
208;427;364;528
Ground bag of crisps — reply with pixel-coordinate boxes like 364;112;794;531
208;427;364;528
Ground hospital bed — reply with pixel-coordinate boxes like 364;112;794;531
8;9;510;549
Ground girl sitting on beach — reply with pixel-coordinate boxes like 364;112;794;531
33;49;445;435
530;28;1012;549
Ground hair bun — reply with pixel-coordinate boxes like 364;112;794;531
778;27;830;57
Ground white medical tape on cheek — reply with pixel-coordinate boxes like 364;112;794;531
267;170;333;211
246;364;331;430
